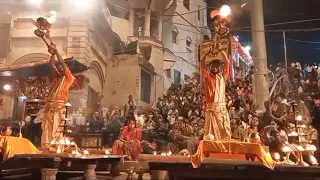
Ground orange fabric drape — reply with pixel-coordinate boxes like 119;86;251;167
191;140;275;169
0;136;40;161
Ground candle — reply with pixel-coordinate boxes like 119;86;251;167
59;139;65;145
153;151;157;155
274;153;280;161
167;151;172;156
297;146;304;151
282;146;292;153
57;147;61;154
72;150;76;155
160;153;166;156
295;115;302;121
50;140;55;145
105;150;110;155
306;145;317;151
65;138;71;145
310;155;318;165
83;150;89;155
288;131;298;136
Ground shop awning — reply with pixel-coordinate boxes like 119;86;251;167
0;58;89;77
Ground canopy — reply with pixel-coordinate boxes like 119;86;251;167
0;58;89;77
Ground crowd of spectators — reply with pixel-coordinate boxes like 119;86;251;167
96;61;320;160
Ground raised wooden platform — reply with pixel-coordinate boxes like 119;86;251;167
1;153;123;180
145;155;320;180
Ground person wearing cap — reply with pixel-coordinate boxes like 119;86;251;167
200;43;231;140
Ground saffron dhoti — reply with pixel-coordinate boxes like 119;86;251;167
204;103;231;140
41;100;66;149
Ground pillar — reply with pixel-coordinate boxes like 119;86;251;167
250;0;269;111
41;168;58;180
83;164;97;180
144;8;151;37
129;8;135;36
158;18;163;41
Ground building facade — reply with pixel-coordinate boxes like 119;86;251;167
162;0;210;89
102;0;176;110
0;0;115;119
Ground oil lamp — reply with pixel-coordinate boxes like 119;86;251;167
34;11;56;50
282;146;295;165
306;145;318;166
296;146;309;166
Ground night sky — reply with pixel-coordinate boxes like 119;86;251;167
206;0;320;67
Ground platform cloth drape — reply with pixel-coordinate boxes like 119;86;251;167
0;136;40;161
191;140;275;169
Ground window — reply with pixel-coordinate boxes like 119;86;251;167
174;69;181;85
183;0;190;10
198;6;201;21
186;36;192;53
140;69;152;103
186;37;192;47
172;27;179;44
165;68;171;78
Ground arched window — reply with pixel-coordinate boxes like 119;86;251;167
172;26;179;44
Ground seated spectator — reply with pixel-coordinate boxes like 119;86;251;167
112;117;142;160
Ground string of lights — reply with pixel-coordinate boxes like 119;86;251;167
162;7;207;17
110;3;320;35
176;0;218;9
110;3;204;34
266;34;320;45
233;17;320;30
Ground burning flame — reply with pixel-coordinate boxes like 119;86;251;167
219;5;231;17
105;150;110;155
310;155;318;164
288;131;298;136
57;147;61;154
83;150;89;155
47;11;57;24
297;146;305;151
306;145;317;151
282;146;292;153
295;115;302;121
274;153;280;160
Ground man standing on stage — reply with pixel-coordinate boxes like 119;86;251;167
41;45;74;149
201;44;231;140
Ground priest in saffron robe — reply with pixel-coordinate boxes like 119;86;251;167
201;45;231;140
41;45;75;149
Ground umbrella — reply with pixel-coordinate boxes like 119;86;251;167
0;58;89;77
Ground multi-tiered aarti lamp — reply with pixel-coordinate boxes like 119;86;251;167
273;101;318;166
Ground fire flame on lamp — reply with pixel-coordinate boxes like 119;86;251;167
295;115;303;121
34;11;57;48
